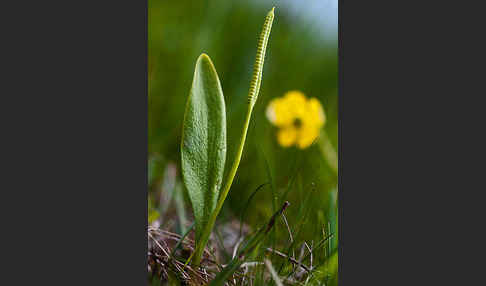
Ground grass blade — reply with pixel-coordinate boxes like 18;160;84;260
264;259;284;286
239;182;269;238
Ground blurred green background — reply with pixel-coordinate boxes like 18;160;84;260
149;0;338;263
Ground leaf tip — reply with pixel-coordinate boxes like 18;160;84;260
198;52;209;59
197;53;212;65
196;53;217;74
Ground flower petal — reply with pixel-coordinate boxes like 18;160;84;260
283;90;307;118
297;125;319;149
265;99;278;124
266;97;294;127
308;97;326;127
277;126;298;147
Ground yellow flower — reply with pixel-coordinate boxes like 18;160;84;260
266;91;325;149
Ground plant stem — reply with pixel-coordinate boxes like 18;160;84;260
191;106;253;265
318;129;338;175
191;7;275;266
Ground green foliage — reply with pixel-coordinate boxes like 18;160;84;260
307;251;338;285
182;8;275;266
148;0;337;234
148;197;160;224
149;0;338;284
181;54;227;242
148;209;160;224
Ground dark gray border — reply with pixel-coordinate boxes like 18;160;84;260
1;0;148;284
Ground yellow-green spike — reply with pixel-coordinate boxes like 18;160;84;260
248;7;275;106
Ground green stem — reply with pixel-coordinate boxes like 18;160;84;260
318;129;338;175
191;106;253;265
191;7;275;266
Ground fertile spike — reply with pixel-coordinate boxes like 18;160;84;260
248;8;275;106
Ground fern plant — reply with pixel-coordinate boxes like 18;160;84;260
181;7;275;266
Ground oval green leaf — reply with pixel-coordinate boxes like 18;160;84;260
181;53;226;241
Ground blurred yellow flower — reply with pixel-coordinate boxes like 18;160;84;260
266;91;325;149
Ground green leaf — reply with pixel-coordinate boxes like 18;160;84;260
181;53;227;241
